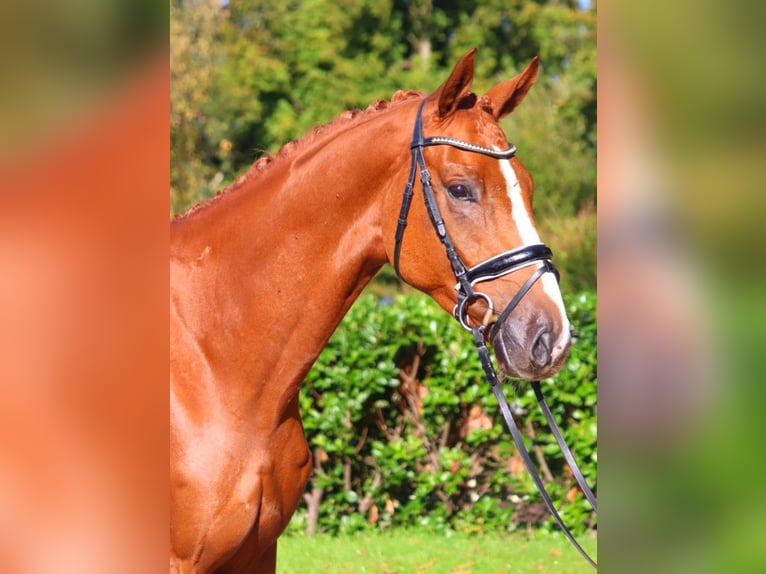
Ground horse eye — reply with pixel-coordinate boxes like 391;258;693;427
446;183;474;201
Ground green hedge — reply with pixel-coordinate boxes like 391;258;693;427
290;290;597;537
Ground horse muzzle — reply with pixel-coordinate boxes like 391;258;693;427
489;313;571;381
451;243;570;380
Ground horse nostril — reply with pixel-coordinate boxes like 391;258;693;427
531;330;552;368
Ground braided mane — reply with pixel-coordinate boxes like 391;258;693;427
176;90;424;219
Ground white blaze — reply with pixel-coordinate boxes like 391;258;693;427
499;158;571;338
499;158;540;245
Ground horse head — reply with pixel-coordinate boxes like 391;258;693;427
384;49;571;381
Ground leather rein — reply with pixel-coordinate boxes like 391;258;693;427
393;100;597;568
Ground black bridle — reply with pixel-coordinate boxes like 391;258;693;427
393;101;559;334
393;100;597;568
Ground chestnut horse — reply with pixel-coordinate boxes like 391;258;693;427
170;50;571;573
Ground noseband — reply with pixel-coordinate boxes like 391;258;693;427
393;100;597;568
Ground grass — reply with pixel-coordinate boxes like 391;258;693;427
277;529;597;573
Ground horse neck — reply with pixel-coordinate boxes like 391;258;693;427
171;104;412;410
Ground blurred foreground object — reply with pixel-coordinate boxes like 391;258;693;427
600;1;766;572
0;1;167;572
0;0;163;158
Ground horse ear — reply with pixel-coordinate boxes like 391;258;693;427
485;57;539;120
430;49;477;119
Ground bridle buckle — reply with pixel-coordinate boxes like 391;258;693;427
454;291;494;331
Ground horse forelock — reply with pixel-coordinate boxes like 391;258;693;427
174;90;426;220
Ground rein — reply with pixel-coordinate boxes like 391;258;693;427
393;100;597;568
